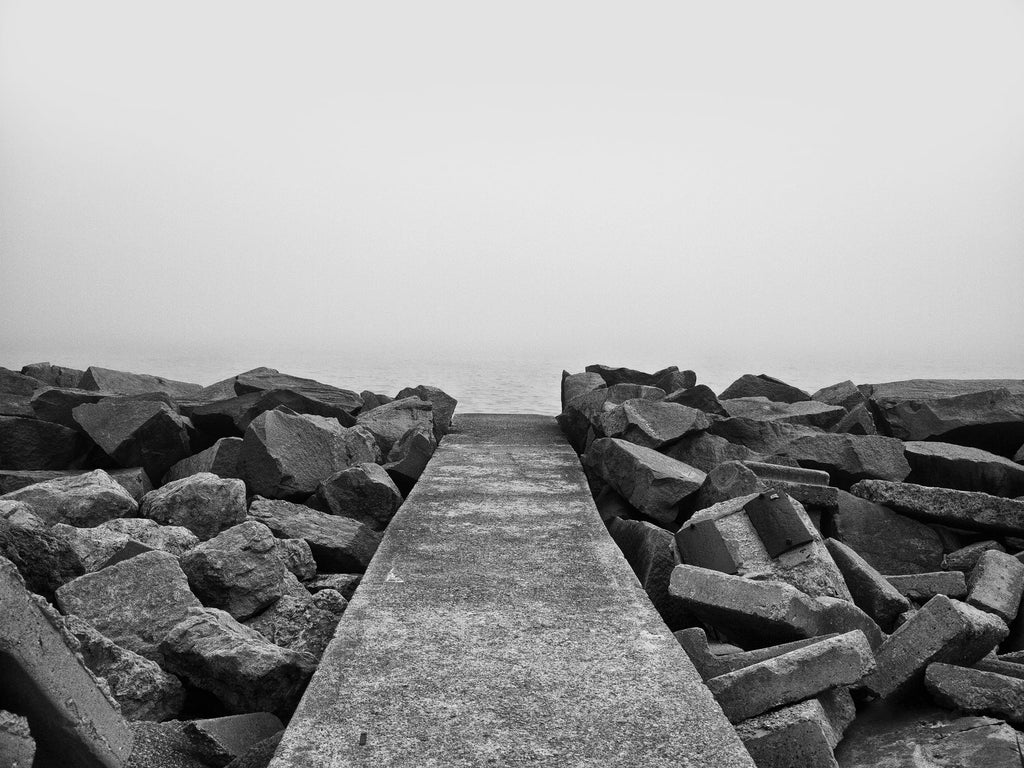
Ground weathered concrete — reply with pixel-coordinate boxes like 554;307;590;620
270;414;755;768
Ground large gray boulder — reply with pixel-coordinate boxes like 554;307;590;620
248;497;382;572
78;366;203;399
240;409;380;500
229;369;362;414
383;423;437;491
0;415;86;470
769;432;911;488
97;517;199;557
0;505;84;598
181;521;289;620
141;472;247;541
720;397;846;430
0;469;137;526
29;386;111;429
661;432;756;474
560;371;605;410
598;399;710;450
0;467;151;501
356;396;434;455
314;463;403;531
720;374;811;404
708;416;820;455
245;589;347;663
21;361;83;388
585;363;683;388
556;383;666;453
395;385;458;440
904;440;1024;497
811;379;868;411
661;385;728;416
72;398;192;482
163;437;243;484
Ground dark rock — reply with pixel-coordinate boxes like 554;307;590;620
395;385;457;440
708;416;820;455
230;369;362;416
720;374;811;404
355;396;433;455
826;538;911;632
556;383;666;453
0;367;44;395
29;386;112;429
584;438;705;526
0;415;86;469
55;549;203;663
811;380;867;411
73;398;192;482
607;517;691;630
181;522;288;621
814;595;885;650
966;550;1024;622
159;606;315;716
598;399;710;450
851;480;1024;536
866;379;1024;455
79;366;203;399
223;731;283;768
315;462;403;531
661;384;728;416
141;472;247;541
561;371;606;410
828;402;879;435
305;573;361;599
674;627;838;681
383;423;437;491
720;397;847;430
925;662;1024;725
277;538;316;582
944;540;1006;572
742;461;838;511
653;369;698;394
52;523;149;572
736;689;855;768
359;390;390;412
248;497;382;572
660;432;757;473
61;613;185;721
185;392;264;437
182;713;283;767
240;409;380;500
0;505;84;598
0;392;33;418
163;437;243;484
585;363;680;388
770;433;911;488
0;467;150;500
904;440;1024;497
196;367;281;402
245;589;347;662
0;468;138;526
0;711;35;768
886;572;968;602
241;389;359;429
691;461;766;511
21;362;84;388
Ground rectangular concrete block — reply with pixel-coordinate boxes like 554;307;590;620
925;662;1024;725
886;571;967;601
674;627;838;681
706;630;875;723
826;537;910;632
860;594;1009;698
0;556;133;768
735;688;854;768
967;549;1024;622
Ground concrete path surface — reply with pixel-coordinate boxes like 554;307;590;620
269;414;754;767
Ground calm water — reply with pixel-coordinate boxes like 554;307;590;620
4;342;1023;415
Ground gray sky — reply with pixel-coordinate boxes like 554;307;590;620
2;1;1023;377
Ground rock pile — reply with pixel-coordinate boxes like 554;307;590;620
560;365;1024;767
0;362;455;768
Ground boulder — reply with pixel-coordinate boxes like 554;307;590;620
829;489;944;575
30;386;111;429
359;390;391;412
141;472;247;541
55;549;203;663
706;630;874;723
248;497;382;572
560;371;605;410
943;541;1006;572
181;713;284;767
584;438;705;525
674;627;837;681
395;385;458;440
770;433;911;488
72;398;192;482
97;517;199;557
585;363;680;388
314;462;403;531
708;416;820;455
653;369;698;394
163;437;243;484
814;595;884;650
61;613;185;721
660;432;757;473
0;366;44;395
925;663;1024;725
966;550;1024;622
598;399;710;450
51;523;138;573
159;606;315;716
607;517;691;630
276;538;316;582
556;383;666;453
382;423;437;491
904;440;1024;497
865;379;1024;455
0;415;86;469
720;374;811;404
79;366;203;399
851;480;1024;536
0;467;150;500
0;392;33;418
825;538;911;632
736;689;855;768
661;384;728;416
720;397;846;430
186;392;265;437
0;469;138;526
306;573;361;599
828;402;879;436
811;380;867;411
0;506;84;598
860;594;1008;698
691;461;766;511
240;409;379;500
230;369;362;414
0;711;35;768
181;522;289;621
21;361;83;388
886;572;968;602
355;396;434;455
246;589;347;662
1;560;134;768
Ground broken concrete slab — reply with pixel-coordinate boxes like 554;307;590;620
674;627;838;681
742;460;838;511
944;540;1006;572
826;538;911;632
925;662;1024;725
736;688;855;768
905;440;1024;497
966;549;1024;622
886;572;968;602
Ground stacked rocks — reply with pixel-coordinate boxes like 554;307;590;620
0;362;455;767
560;365;1024;768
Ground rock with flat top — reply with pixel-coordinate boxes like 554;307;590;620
585;363;681;388
966;549;1024;622
1;468;137;526
925;662;1024;725
771;433;911;488
141;472;247;541
356;396;434;455
395;385;457;440
812;380;867;411
98;517;199;557
720;374;811;404
598;399;710;450
0;415;86;469
79;365;203;399
661;432;757;473
561;371;605;410
904;440;1024;497
315;462;403;530
229;369;362;414
22;361;84;388
721;398;846;430
674;627;839;681
736;689;855;768
887;571;967;602
709;416;820;455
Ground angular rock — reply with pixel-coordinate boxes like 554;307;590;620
163;437;243;484
314;462;403;531
51;522;136;572
720;374;811;404
30;386;111;429
55;549;202;663
0;467;150;500
0;557;133;768
811;380;867;411
736;689;855;768
382;423;437;491
359;390;391;412
0;469;138;526
771;433;911;489
660;432;756;473
181;522;288;620
706;630;874;723
276;538;316;582
185;392;265;437
560;371;605;410
967;549;1024;622
944;540;1006;572
0;366;44;395
0;415;86;469
182;713;283;767
395;385;457;440
691;461;766;511
97;517;199;557
661;384;728;416
159;606;315;716
674;627;838;681
0;391;33;418
556;383;666;453
230;369;362;414
814;595;885;650
355;396;433;455
860;594;1009;698
585;363;680;388
246;589;347;662
851;480;1024;536
248;497;382;572
141;472;247;541
905;440;1024;497
1;507;85;598
828;402;879;436
240;409;379;500
598;399;710;450
709;416;820;455
21;361;83;388
79;366;203;399
61;613;185;721
0;711;35;768
73;398;192;482
742;460;839;512
886;571;968;602
925;662;1024;725
305;573;361;600
830;489;944;575
584;438;705;525
721;397;846;430
607;517;691;630
826;538;910;632
652;369;698;394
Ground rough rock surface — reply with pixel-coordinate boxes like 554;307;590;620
230;369;362;415
826;538;911;632
0;415;86;469
181;521;288;620
79;365;203;399
663;384;728;416
0;507;85;598
51;522;139;572
395;385;457;440
246;589;347;662
737;690;854;768
182;713;284;767
163;437;243;483
561;371;605;410
690;461;766;511
30;386;110;429
661;432;757;473
556;383;665;453
141;472;247;541
925;662;1024;725
904;440;1024;497
585;363;682;388
720;397;846;430
276;538;316;582
0;711;35;768
720;374;811;404
315;462;403;530
943;540;1005;572
812;380;867;411
886;571;968;602
598;399;710;450
355;396;434;455
966;549;1024;622
98;517;200;557
771;433;911;488
383;423;437;490
55;549;203;662
21;361;84;388
607;517;691;630
708;416;821;455
0;468;138;526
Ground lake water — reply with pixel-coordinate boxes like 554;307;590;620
4;341;1022;415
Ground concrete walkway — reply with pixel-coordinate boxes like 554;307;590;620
269;414;754;768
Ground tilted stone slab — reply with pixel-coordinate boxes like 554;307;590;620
719;397;846;430
356;396;434;456
966;549;1024;622
674;627;837;681
706;630;874;723
720;374;811;404
0;415;86;470
826;537;910;632
78;366;203;399
607;517;691;630
770;432;911;488
886;571;967;602
598;399;710;450
905;440;1024;497
735;688;855;768
925;662;1024;725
